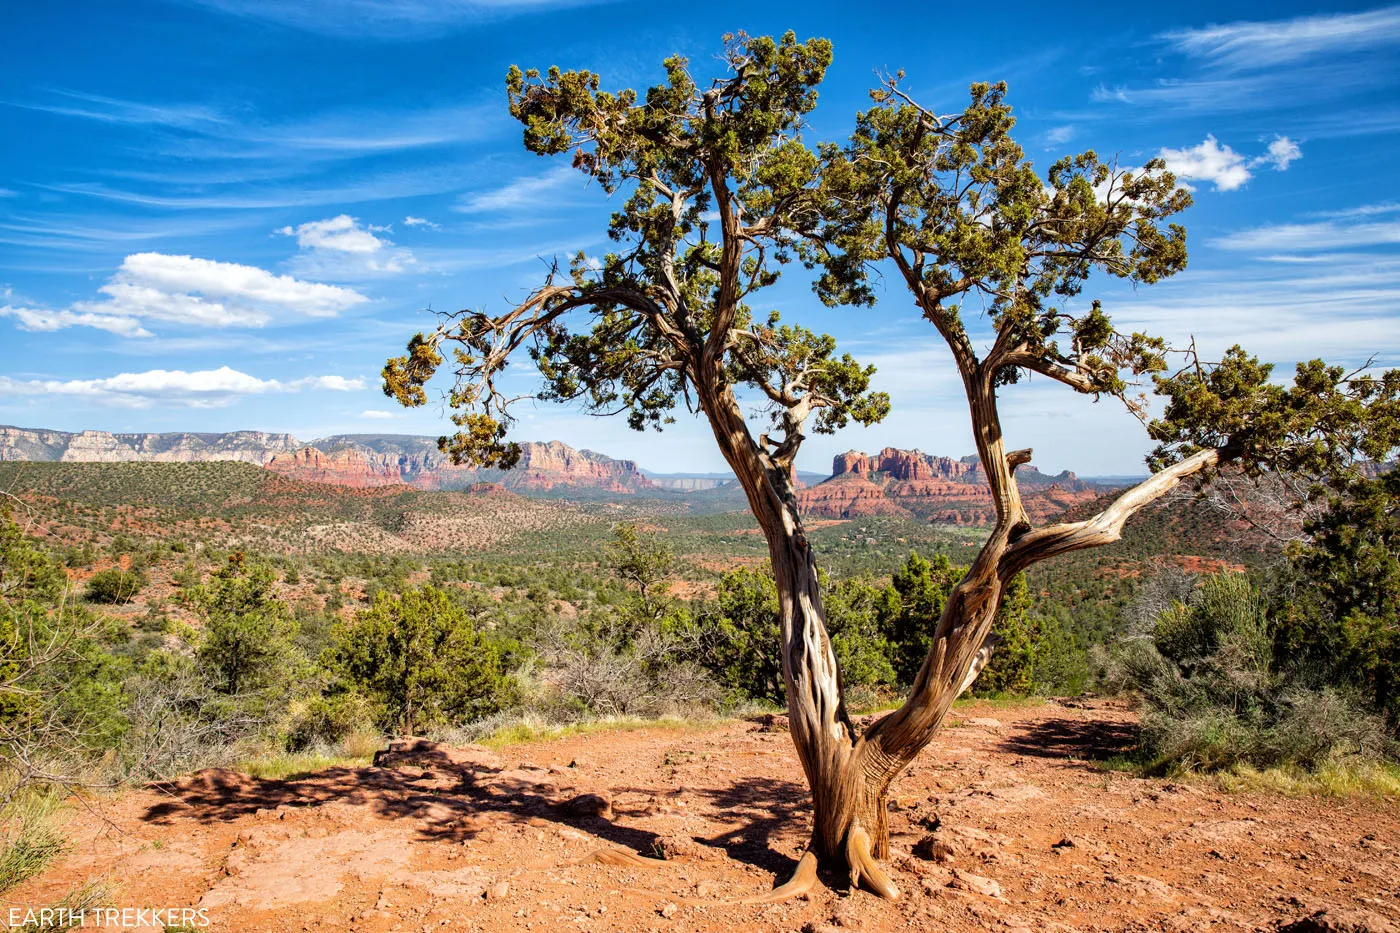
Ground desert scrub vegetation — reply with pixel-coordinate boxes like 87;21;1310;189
1105;570;1398;778
83;566;147;604
0;788;107;930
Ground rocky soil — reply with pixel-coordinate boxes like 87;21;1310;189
15;700;1399;932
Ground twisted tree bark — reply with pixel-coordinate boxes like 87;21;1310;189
701;349;1225;900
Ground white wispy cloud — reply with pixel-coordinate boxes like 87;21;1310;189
7;89;229;129
0;188;17;198
1212;218;1400;252
0;366;364;409
180;0;614;39
1309;202;1400;220
360;409;399;419
0;253;368;337
1043;125;1076;147
1161;5;1400;70
456;166;578;213
0;306;153;338
0;213;256;255
11;90;497;160
1090;38;1385;115
46;164;475;211
1158;134;1301;191
403;215;441;230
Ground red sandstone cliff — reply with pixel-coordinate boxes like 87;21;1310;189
799;448;1106;525
266;439;653;494
265;447;405;488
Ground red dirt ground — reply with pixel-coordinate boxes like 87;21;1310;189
13;699;1400;932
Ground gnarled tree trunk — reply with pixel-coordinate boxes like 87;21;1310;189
701;353;1224;901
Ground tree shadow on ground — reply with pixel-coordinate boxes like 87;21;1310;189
138;739;810;877
997;716;1139;767
687;776;809;876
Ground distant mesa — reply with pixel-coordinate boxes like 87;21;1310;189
798;447;1105;524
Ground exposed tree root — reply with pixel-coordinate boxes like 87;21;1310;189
846;825;900;900
741;849;819;904
572;848;669;869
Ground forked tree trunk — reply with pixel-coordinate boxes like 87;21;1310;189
699;370;1221;899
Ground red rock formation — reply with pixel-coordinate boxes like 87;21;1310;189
266;440;653;494
799;448;1106;525
265;447;406;488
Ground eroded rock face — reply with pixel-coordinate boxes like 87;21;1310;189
799;447;1105;525
0;426;302;465
266;440;656;492
265;447;402;488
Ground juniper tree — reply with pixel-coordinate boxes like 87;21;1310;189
386;34;1399;899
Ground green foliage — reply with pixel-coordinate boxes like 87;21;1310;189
883;551;960;685
604;522;678;625
1;514;130;783
84;566;146;604
1277;469;1400;724
283;692;379;752
1153;572;1270;672
696;569;783;704
1110;571;1394;773
881;553;1083;696
188;554;299;696
1149;353;1400;479
0;516;67;604
0;792;67;895
326;585;512;734
823;576;897;695
817;79;1190;402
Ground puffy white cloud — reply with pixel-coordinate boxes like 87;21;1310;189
278;214;387;254
1159;135;1252;191
1254;135;1301;171
279;215;416;276
116;252;365;317
1159;134;1302;192
0;366;365;409
0;252;369;337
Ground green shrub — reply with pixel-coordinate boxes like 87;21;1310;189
188;555;300;695
325;585;513;734
1111;571;1395;773
283;692;379;751
84;567;146;604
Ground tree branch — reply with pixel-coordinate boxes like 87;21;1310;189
1000;446;1224;575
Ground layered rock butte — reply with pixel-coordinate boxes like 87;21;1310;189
798;447;1107;524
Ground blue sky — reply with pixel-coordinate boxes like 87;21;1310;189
2;1;1398;475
